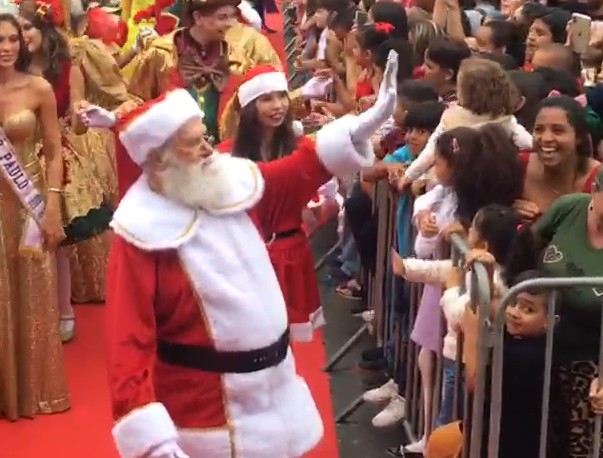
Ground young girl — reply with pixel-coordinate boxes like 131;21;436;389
391;205;545;457
401;57;533;187
360;101;445;427
387;125;524;455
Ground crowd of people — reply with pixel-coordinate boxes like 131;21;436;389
3;0;603;455
291;0;603;456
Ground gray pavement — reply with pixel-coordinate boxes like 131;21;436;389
310;223;406;458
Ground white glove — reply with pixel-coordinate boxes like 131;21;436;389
133;26;158;52
301;76;333;100
238;0;263;30
350;50;398;144
147;441;190;458
80;105;117;129
318;178;339;200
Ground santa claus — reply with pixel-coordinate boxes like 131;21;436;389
93;52;398;458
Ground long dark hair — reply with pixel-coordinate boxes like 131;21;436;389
232;94;298;162
19;0;70;84
472;205;539;286
0;14;31;72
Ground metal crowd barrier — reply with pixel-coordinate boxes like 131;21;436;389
323;174;603;457
488;277;603;458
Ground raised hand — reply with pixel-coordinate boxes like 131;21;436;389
78;104;117;129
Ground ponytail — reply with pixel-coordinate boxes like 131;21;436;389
502;224;540;286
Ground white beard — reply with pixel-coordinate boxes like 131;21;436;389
158;152;237;212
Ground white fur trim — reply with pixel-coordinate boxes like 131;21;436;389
290;322;314;342
290;308;326;342
178;211;289;350
292;120;304;137
238;0;262;30
110;177;200;251
315;115;375;177
311;307;326;328
0;0;18;15
120;89;204;165
201;157;265;216
112;403;178;458
238;72;288;108
111;156;265;250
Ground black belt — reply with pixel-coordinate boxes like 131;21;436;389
157;331;290;374
265;228;302;244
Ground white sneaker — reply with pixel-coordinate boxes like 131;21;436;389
403;436;426;454
371;394;405;427
361;309;375;323
362;378;398;403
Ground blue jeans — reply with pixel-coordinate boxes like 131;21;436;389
436;358;464;427
339;237;359;277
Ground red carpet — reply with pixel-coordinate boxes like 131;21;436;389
0;306;338;457
0;16;339;457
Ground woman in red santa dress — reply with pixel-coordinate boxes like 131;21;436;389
217;65;340;342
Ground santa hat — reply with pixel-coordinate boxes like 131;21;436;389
238;65;288;108
117;89;203;166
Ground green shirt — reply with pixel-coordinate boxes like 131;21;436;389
536;194;603;362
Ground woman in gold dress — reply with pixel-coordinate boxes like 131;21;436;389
0;12;70;420
18;0;113;342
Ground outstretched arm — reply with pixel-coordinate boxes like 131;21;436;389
260;51;399;207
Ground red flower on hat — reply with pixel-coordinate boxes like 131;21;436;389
374;22;394;34
14;0;64;26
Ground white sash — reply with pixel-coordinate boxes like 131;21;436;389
0;128;45;255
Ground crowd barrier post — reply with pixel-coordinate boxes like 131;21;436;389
324;180;392;373
330;184;494;448
488;277;603;458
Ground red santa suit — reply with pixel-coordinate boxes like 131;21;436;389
216;66;337;342
104;88;377;457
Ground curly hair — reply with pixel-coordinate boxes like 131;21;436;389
436;125;524;224
0;14;31;72
232;93;298;162
456;57;520;117
19;0;70;84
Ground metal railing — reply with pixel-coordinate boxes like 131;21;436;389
321;177;603;456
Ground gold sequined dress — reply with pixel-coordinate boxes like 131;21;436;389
0;110;70;420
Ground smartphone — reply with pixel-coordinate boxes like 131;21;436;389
355;10;368;28
571;13;592;55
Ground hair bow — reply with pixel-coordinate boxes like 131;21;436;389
374;22;394;34
451;137;460;154
547;89;588;108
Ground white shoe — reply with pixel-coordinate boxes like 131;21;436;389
371;394;405;427
403;436;426;454
361;309;375;323
362;378;398;403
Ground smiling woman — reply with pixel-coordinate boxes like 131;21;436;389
517;95;601;223
0;12;70;421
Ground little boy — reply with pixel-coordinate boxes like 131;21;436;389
425;269;559;458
